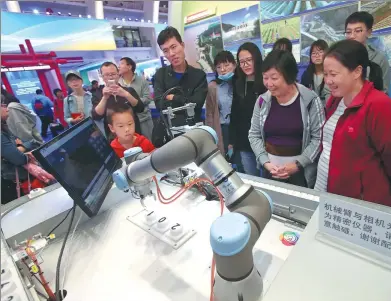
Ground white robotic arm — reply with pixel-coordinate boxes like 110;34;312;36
112;126;273;301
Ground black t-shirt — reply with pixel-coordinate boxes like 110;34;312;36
229;80;264;152
91;85;144;141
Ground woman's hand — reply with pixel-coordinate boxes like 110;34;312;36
264;162;281;178
277;162;299;179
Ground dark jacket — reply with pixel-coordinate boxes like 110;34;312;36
229;78;267;152
91;85;144;141
153;63;208;125
1;127;33;181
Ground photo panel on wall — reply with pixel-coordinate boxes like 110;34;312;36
260;1;350;22
361;1;391;31
300;2;358;63
183;16;224;74
261;16;300;47
220;4;261;47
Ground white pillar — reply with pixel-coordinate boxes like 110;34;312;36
95;1;104;19
86;0;104;19
153;1;160;24
6;1;21;13
168;2;183;34
143;1;159;23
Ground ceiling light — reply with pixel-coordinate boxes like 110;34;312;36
68;13;72;16
141;19;144;22
117;26;123;29
57;12;61;15
122;18;125;21
135;18;138;21
87;15;91;18
33;9;39;14
128;17;132;21
148;20;151;23
79;14;82;18
115;17;119;20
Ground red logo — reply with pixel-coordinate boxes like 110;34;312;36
348;127;354;133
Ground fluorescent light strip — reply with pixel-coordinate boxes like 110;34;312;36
1;65;51;72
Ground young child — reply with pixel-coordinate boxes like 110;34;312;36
107;107;155;158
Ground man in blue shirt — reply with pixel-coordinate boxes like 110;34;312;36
31;89;55;138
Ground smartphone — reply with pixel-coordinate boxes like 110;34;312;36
107;79;116;87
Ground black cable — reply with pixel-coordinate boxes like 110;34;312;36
55;203;76;301
46;208;72;237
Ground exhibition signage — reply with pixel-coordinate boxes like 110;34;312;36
1;12;116;52
319;196;391;258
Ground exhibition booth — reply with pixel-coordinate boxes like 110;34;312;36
1;1;391;301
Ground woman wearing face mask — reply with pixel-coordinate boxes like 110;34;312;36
314;40;391;206
249;50;325;188
229;42;267;176
206;51;236;154
301;39;331;106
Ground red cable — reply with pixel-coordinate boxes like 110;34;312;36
26;240;56;301
153;176;224;301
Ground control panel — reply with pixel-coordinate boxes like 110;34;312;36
127;208;197;249
1;233;33;301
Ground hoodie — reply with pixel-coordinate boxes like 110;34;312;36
110;133;155;158
6;102;44;145
249;84;325;188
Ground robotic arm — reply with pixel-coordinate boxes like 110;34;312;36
113;126;273;301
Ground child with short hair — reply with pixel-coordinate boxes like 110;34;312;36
107;107;155;158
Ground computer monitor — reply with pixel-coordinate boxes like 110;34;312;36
33;118;122;217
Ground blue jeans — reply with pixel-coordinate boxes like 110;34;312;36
240;151;261;177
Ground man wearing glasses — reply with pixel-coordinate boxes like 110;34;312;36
345;11;390;94
91;62;144;141
153;26;208;127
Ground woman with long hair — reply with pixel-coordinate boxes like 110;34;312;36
229;42;267;176
314;40;391;206
301;39;331;105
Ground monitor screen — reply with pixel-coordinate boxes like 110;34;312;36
33;118;122;217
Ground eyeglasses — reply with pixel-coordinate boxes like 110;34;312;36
239;57;253;67
102;73;119;78
344;29;363;37
311;50;324;57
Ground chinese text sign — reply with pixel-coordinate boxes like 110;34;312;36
319;196;391;258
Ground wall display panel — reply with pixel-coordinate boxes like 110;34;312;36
1;12;116;52
361;1;391;31
261;16;300;46
183;17;224;73
260;1;350;22
300;3;358;63
6;71;43;109
264;43;301;62
220;4;261;46
224;38;263;59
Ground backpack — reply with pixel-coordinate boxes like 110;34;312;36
33;98;44;111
